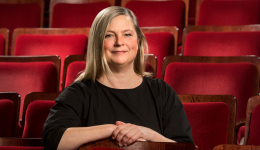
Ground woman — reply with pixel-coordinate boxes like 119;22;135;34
42;6;193;150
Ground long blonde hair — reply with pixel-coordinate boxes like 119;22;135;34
75;6;151;82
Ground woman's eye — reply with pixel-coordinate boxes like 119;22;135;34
125;34;132;36
105;34;112;38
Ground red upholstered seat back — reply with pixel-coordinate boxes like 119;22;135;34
0;3;41;54
183;102;229;150
183;31;260;56
125;0;185;43
22;100;55;138
247;104;260;145
164;62;256;120
64;61;155;88
0;34;5;55
51;2;110;28
65;61;86;88
0;100;14;137
14;34;87;91
0;62;57;119
145;32;174;78
197;0;260;26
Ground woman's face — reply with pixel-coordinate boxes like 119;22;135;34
103;15;139;69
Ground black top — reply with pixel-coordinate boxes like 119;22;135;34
42;77;194;150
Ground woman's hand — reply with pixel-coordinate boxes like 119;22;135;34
112;121;152;146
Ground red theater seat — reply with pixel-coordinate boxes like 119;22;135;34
12;28;89;91
0;0;44;54
63;54;157;90
0;56;60;124
196;0;260;25
50;0;114;28
162;56;259;123
21;92;59;138
179;95;236;150
141;27;177;79
0;92;20;137
122;0;188;44
182;25;260;56
0;28;9;55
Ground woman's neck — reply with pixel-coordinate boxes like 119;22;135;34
97;68;143;89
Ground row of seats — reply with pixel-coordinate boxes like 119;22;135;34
1;92;260;150
1;25;260;79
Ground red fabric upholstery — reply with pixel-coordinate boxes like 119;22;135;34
65;61;86;88
0;62;57;120
51;2;110;28
197;0;260;25
14;34;87;91
65;61;155;88
0;146;43;150
145;32;174;78
0;3;41;54
183;102;229;150
184;31;260;56
0;34;4;55
125;0;185;43
247;104;260;145
0;100;14;137
164;62;256;120
22;100;55;138
237;125;245;144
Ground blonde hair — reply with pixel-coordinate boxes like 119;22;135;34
75;6;151;82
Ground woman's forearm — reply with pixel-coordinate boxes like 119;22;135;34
147;129;176;143
57;124;117;150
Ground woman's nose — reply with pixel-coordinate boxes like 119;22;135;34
114;35;124;47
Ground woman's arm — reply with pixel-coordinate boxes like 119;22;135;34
112;121;175;146
57;124;117;150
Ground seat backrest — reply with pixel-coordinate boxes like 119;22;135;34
50;0;115;28
182;25;260;56
244;96;260;145
0;0;44;54
79;139;198;150
122;0;188;43
62;54;157;90
21;92;59;138
179;95;236;150
213;144;260;150
0;56;60;121
0;28;9;55
0;92;20;137
162;56;259;121
12;28;90;91
196;0;260;25
141;27;177;79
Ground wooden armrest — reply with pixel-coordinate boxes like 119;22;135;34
0;137;42;146
79;139;198;150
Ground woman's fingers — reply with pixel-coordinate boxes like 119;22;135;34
113;123;145;146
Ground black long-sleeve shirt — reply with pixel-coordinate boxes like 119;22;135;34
42;77;194;149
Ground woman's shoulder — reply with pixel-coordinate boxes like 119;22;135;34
143;76;171;89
